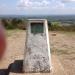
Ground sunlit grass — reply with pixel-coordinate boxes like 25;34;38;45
6;29;25;37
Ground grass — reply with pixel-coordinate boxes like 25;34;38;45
55;31;75;36
6;29;25;37
5;29;75;75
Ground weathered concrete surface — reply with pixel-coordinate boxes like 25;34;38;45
24;34;50;72
23;20;51;72
9;55;67;75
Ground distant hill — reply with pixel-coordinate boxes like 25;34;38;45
0;15;75;22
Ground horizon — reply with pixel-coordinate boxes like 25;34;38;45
1;14;75;16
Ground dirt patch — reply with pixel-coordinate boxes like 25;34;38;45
0;30;75;75
50;31;75;75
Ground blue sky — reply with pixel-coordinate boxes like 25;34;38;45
0;0;75;15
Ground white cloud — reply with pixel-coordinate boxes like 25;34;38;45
18;0;51;8
61;0;75;3
54;1;65;8
17;0;65;9
16;0;75;15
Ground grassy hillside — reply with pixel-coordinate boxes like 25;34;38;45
0;15;75;31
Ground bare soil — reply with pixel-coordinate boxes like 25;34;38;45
0;30;75;75
50;31;75;75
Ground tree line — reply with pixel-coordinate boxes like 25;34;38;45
0;18;75;31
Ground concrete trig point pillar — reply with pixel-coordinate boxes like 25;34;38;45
23;19;52;73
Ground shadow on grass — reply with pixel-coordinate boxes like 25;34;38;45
0;60;23;75
0;69;8;75
10;60;23;73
